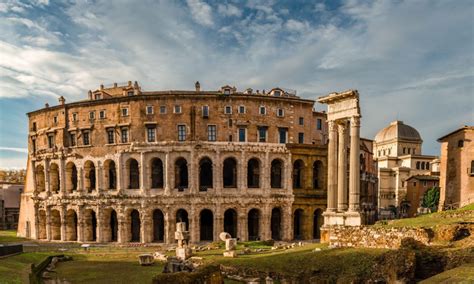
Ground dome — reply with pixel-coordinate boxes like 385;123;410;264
375;121;422;143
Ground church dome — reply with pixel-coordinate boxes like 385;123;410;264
375;121;422;143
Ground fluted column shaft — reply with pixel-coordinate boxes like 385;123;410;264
349;116;361;212
337;122;348;211
327;121;338;212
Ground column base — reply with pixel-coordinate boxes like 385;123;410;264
322;210;361;227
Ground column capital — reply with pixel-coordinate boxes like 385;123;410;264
328;120;337;132
350;116;361;127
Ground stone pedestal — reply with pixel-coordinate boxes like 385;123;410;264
175;247;192;260
175;222;192;260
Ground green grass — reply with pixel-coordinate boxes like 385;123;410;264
419;263;474;283
0;252;52;284
0;231;26;244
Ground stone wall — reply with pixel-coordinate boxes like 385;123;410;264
325;226;433;249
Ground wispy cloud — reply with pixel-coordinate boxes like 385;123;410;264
186;0;214;27
0;147;28;153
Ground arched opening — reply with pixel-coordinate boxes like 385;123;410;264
313;209;323;239
130;209;141;242
104;160;116;190
65;209;77;241
110;210;118;242
127;159;140;189
248;209;260;241
313;161;323;189
50;209;61;240
200;209;214;241
293;160;304;189
151;158;164;189
247;158;260;188
224;209;237;238
270;159;283;188
65;162;77;193
35;165;45;192
416;161;420;170
199;157;213;190
175;158;188;189
271;207;282;240
153;209;164;242
293;209;304;240
38;210;47;239
84;209;97;242
84;161;96;192
223;158;237;188
49;163;60;193
176;209;189;230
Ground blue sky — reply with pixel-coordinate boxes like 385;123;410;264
0;0;473;168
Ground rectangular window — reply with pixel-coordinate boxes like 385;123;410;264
72;113;77;122
147;127;156;142
258;127;267;142
225;106;232;114
238;106;246;114
121;108;129;117
174;105;182;114
70;133;76;147
423;181;427;187
278;128;287;144
274;90;281;97
178;125;186;141
298;132;304;144
202;106;209;118
83;131;90;145
146;105;153;115
259;106;266;115
160;106;166;114
89;111;95;120
228;135;233;142
317;118;322;130
32;122;37;131
127;91;134;96
47;134;54;148
32;138;36;152
238;128;246;142
207;125;217;141
277;108;284;117
99;110;106;119
299;117;304;125
107;129;114;144
53;116;58;124
121;128;129;143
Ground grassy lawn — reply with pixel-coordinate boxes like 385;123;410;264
0;230;26;244
419;263;474;283
0;252;52;284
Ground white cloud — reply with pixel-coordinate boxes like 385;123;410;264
186;0;214;27
0;147;28;153
285;19;309;33
217;3;242;17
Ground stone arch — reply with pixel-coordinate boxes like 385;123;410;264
223;157;237;188
224;209;238;238
50;209;61;240
130;209;141;242
38;210;47;239
65;209;78;241
150;158;164;189
65;162;77;193
200;209;214;241
49;163;60;193
35;165;45;192
126;158;140;189
247;158;260;188
103;159;117;190
199;157;213;190
176;209;189;230
248;208;260;241
293;209;304;240
293;160;305;189
270;159;283;189
313;208;323;239
271;207;282;240
175;157;188;189
152;209;164;242
109;210;118;242
84;160;96;192
84;209;97;242
312;161;323;189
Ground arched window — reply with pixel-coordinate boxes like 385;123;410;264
127;159;140;189
416;161;420;170
421;162;425;170
223;158;237;188
270;159;283;188
130;209;140;242
313;161;323;189
151;158;164;188
458;140;464;147
293;160;304;189
247;158;260;188
426;162;430;170
104;160;116;190
84;161;96;192
224;209;237;238
200;209;213;241
66;162;77;193
175;158;188;189
176;209;189;230
49;163;60;193
199;157;213;190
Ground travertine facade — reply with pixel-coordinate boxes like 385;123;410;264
17;82;329;243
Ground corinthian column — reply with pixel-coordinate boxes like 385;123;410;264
349;116;361;212
326;121;338;212
337;122;348;211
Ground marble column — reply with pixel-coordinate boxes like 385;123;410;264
337;122;348;211
349;116;361;212
327;121;338;212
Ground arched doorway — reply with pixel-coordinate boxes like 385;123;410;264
128;159;140;189
38;210;47;239
49;163;60;193
84;161;96;192
104;160;117;190
153;209;164;242
110;210;118;242
293;209;304;240
151;158;164;188
200;209;214;241
223;158;237;188
35;165;45;192
175;158;188;189
271;159;283;188
247;158;260;188
224;209;237;238
65;209;77;241
131;210;141;242
313;209;323;239
248;209;260;241
199;158;213;190
50;209;61;240
176;209;189;230
65;162;77;193
84;209;97;241
313;161;323;189
271;208;282;240
293;160;304;189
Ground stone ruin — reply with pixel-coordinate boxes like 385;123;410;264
175;222;192;260
220;232;238;258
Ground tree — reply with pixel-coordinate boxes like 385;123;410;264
421;186;440;212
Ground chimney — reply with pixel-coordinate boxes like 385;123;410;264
113;82;118;88
256;90;260;94
195;81;201;92
134;81;139;89
88;90;92;100
45;103;49;108
58;96;65;105
100;84;104;90
263;89;266;95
